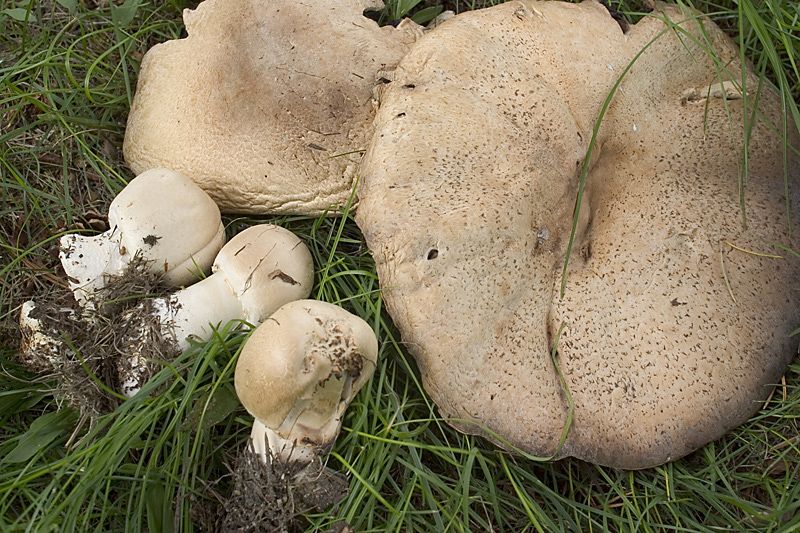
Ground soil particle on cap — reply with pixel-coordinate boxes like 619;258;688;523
268;270;300;285
142;234;162;246
311;320;365;386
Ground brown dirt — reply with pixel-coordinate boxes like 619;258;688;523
221;444;349;533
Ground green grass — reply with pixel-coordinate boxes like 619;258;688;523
1;0;799;531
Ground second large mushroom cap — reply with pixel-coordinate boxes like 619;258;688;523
357;0;800;468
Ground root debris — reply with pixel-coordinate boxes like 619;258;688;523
18;255;178;419
221;445;348;532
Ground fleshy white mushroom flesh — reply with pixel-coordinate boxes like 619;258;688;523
119;224;314;397
234;300;379;464
59;168;225;307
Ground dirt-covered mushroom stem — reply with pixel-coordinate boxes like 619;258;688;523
234;300;379;464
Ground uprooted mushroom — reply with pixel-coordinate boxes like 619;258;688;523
223;300;378;530
356;0;800;469
123;0;423;214
19;167;224;385
234;299;379;463
60;167;225;308
118;224;314;397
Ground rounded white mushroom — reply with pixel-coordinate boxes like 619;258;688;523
59;168;225;307
119;224;314;397
234;300;379;464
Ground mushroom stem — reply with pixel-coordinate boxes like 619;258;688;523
153;272;244;350
60;231;124;306
250;419;271;463
249;419;318;464
265;424;317;464
18;300;72;370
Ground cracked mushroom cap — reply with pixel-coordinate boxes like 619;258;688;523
123;0;421;215
356;0;800;469
212;225;315;324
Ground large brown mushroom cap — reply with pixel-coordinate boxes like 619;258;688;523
356;0;800;469
123;0;419;214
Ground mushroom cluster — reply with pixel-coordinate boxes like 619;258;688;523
21;164;380;475
117;223;315;397
107;0;798;470
20;168;225;371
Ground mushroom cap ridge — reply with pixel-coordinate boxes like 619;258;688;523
356;0;800;469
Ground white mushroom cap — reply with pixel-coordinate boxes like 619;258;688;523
60;168;225;306
234;300;379;463
209;225;315;325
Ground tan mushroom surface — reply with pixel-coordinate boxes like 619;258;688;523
356;0;800;469
123;0;420;214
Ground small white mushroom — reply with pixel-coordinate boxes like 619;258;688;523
60;168;225;307
119;224;314;397
234;300;379;464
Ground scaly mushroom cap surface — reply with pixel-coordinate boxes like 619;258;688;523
123;0;420;214
234;300;378;448
356;0;800;469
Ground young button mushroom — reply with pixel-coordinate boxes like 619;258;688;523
119;224;314;397
60;167;225;307
234;300;378;464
